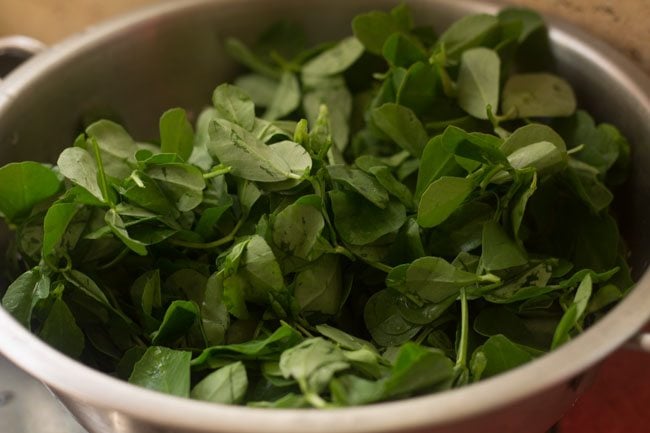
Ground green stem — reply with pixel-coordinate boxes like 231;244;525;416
567;144;585;155
295;322;315;338
96;247;130;270
169;219;244;249
364;260;393;274
479;273;501;284
203;165;232;179
455;288;469;369
304;391;329;409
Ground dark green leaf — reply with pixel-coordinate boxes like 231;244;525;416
329;191;406;245
1;268;49;328
192;323;302;367
352;10;410;55
105;209;148;256
327;165;389;209
383;343;454;398
403;256;479;303
417;176;474;228
435;14;499;59
471;335;534;380
382;33;427;68
371;103;427;157
39;298;85;358
364;289;421;347
481;221;527;271
0;162;61;222
442;126;508;166
42;203;80;257
151;300;199;346
415;136;464;199
294;254;342;315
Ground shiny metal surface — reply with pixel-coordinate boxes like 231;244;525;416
0;1;649;433
0;355;86;433
0;35;45;79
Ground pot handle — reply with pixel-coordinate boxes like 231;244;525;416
0;35;46;79
624;333;650;352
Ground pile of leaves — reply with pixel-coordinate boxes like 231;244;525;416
0;5;633;408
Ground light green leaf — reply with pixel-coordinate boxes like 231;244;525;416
272;196;325;259
279;337;349;395
191;362;248;404
208;119;295;182
86;120;137;179
57;147;104;202
457;48;500;120
302;37;364;77
264;72;301;121
145;163;205;212
502;73;576;118
129;346;191;397
212;84;256;131
160;108;194;161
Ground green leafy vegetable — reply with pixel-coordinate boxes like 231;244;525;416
0;4;633;410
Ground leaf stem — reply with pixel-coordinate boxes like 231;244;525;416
567;144;585;155
364;260;393;274
455;288;469;369
203;165;232;179
168;219;244;249
96;247;130;270
479;273;501;284
304;391;329;409
294;322;315;338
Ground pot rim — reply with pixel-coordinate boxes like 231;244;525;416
1;0;650;432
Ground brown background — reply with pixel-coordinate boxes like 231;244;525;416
0;0;649;74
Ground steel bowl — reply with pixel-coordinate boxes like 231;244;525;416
1;1;649;432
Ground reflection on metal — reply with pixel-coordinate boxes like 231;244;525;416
0;356;87;433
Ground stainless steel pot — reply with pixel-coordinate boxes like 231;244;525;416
1;1;649;432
